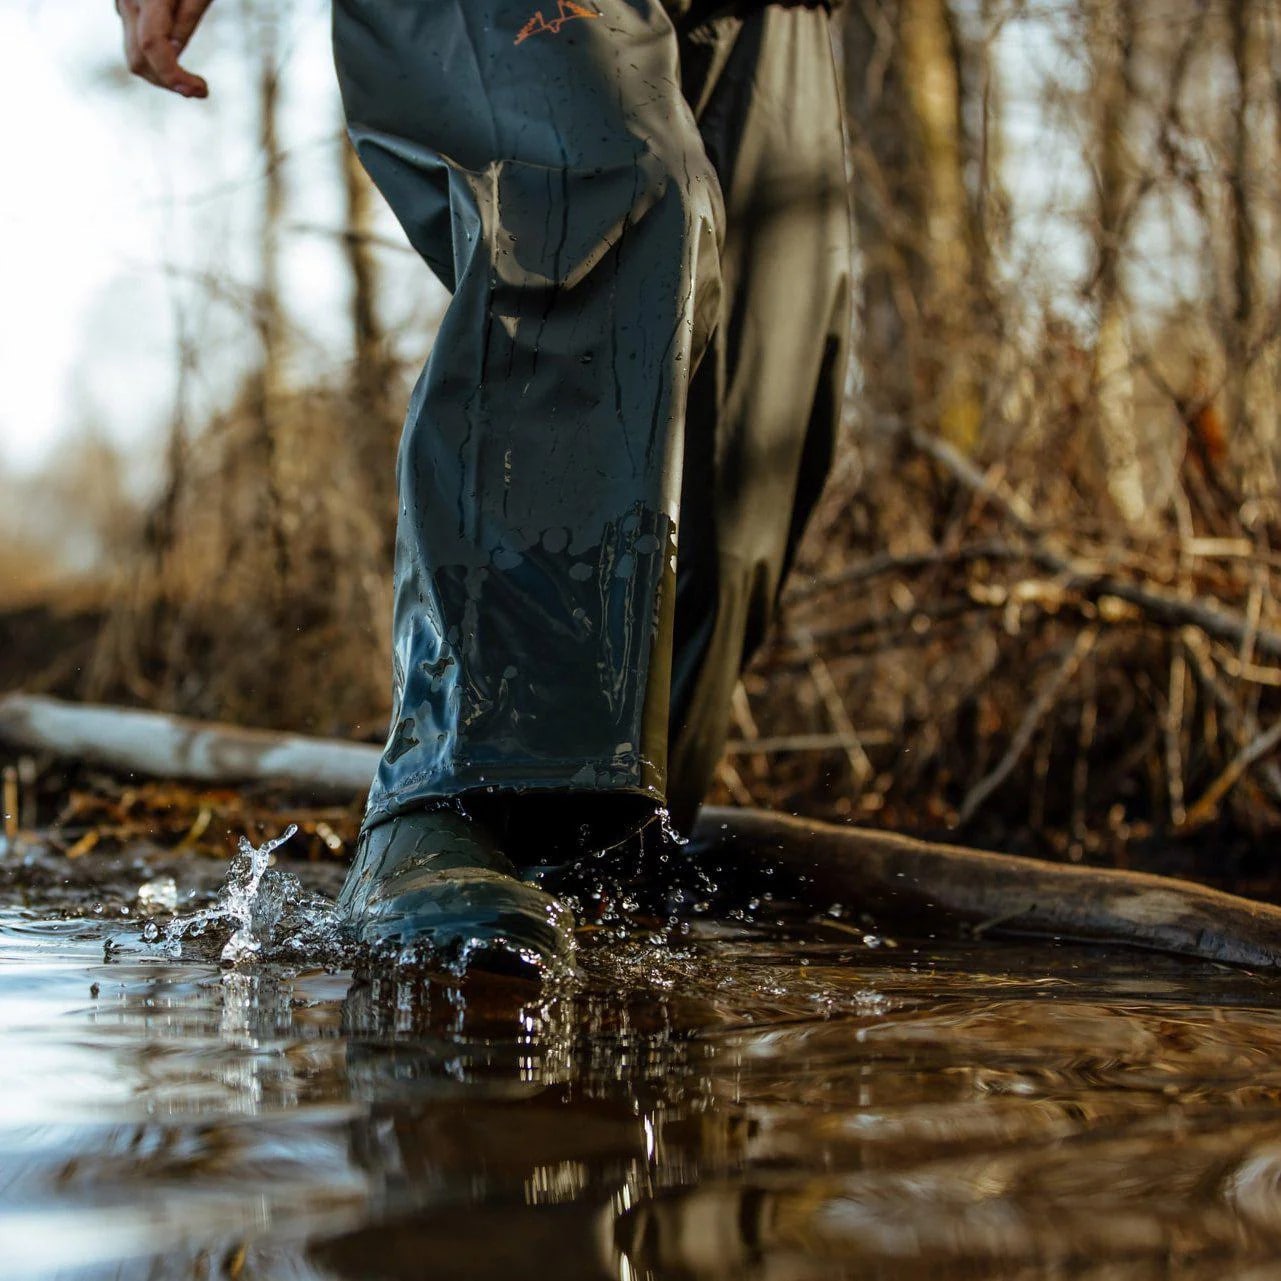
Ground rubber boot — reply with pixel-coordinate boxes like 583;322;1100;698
337;805;575;979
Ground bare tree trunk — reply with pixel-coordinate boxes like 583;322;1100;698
1228;0;1278;501
340;121;399;548
1087;0;1147;527
975;0;1010;276
341;127;388;422
843;0;986;455
238;0;290;587
255;12;285;412
844;0;920;435
900;0;983;452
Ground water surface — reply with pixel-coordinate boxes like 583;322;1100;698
5;850;1281;1279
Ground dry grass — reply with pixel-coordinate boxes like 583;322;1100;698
81;377;398;741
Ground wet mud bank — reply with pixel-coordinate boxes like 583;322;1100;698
9;693;1281;972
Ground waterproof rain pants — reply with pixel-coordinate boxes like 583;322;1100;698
333;0;851;833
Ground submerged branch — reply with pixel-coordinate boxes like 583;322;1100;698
693;807;1281;971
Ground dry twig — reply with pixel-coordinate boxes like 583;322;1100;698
956;629;1098;827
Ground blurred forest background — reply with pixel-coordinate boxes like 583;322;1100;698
5;0;1281;875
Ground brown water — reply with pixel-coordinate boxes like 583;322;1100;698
6;847;1281;1280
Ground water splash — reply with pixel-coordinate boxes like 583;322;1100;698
143;826;344;966
135;827;571;980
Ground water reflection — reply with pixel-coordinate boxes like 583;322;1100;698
6;915;1281;1278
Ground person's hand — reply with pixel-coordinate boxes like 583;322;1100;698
116;0;217;98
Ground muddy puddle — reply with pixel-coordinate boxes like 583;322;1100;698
5;835;1281;1279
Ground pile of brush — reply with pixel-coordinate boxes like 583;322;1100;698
725;412;1281;890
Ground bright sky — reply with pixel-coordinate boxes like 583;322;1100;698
0;5;144;472
0;0;441;487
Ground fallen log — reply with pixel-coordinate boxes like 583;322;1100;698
0;693;379;797
5;694;1281;970
692;807;1281;970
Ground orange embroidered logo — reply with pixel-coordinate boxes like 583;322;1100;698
514;0;601;45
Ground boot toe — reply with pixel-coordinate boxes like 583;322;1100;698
354;868;575;978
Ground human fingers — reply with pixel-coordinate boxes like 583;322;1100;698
118;0;164;88
136;0;208;97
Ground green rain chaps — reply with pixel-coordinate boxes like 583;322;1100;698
332;0;851;833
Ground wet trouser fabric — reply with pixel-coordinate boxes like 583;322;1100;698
332;0;851;834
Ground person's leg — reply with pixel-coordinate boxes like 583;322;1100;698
665;2;853;832
330;0;727;959
332;0;724;837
